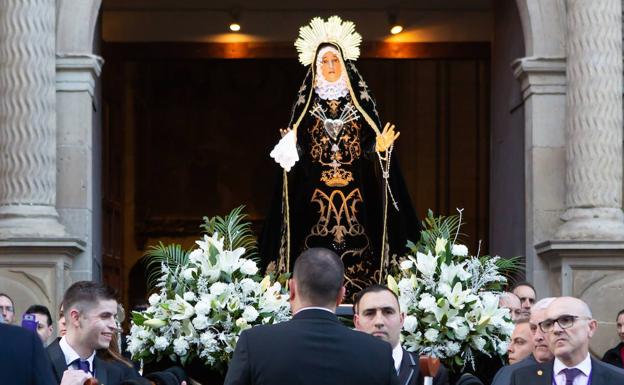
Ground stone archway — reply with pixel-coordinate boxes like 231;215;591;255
513;0;624;356
0;0;103;324
512;0;567;297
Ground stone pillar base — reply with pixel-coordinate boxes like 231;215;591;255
0;205;65;238
536;239;624;358
555;207;624;240
0;238;83;336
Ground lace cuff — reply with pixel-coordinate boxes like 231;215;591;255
270;130;299;172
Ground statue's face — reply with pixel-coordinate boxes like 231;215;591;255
320;51;342;83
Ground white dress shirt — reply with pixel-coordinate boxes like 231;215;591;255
392;344;403;374
59;336;96;375
553;354;592;385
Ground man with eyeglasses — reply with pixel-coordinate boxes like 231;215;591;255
0;292;16;324
510;297;624;385
492;297;556;385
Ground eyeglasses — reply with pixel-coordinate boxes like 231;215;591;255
0;306;14;313
538;314;591;333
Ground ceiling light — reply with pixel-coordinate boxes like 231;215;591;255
229;9;241;32
388;11;403;35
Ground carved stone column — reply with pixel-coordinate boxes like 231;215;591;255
0;0;64;237
556;0;624;239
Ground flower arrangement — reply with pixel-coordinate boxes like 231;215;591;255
388;210;519;372
127;207;291;372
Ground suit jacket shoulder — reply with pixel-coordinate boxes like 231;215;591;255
0;324;55;385
590;357;624;384
491;355;537;385
47;338;67;384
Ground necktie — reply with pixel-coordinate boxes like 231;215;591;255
75;359;90;374
561;368;582;385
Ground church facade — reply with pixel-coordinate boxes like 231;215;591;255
0;0;623;355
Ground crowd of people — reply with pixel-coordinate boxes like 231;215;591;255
1;247;624;385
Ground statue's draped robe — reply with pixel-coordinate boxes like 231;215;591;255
261;44;421;296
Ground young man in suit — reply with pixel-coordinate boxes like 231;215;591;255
353;284;449;385
491;297;556;385
510;297;624;385
47;281;145;385
224;247;399;385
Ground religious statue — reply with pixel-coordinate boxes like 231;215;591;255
262;16;420;295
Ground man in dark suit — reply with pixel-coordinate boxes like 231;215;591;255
510;297;624;385
492;297;556;385
47;281;145;385
353;284;449;385
0;323;56;385
602;308;624;368
224;247;399;385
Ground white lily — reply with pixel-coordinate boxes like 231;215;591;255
446;282;477;309
170;294;196;320
219;247;246;275
439;262;471;285
415;251;438;278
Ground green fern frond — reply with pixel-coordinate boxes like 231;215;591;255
200;205;258;259
493;256;525;281
414;209;465;253
143;242;191;292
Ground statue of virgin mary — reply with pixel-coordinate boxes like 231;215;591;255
262;16;421;295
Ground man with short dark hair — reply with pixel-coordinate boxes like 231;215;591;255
25;304;54;344
47;281;144;385
510;297;624;385
353;284;449;385
0;292;16;324
512;282;536;320
224;248;398;385
602;309;624;368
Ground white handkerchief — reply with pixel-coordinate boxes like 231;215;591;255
270;130;299;172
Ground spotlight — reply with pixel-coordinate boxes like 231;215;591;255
390;25;403;35
388;11;403;35
229;9;241;32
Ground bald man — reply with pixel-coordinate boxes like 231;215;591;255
499;292;523;322
510;297;624;385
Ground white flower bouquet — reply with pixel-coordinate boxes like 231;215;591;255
388;210;519;372
127;207;291;371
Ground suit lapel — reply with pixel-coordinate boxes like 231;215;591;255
398;349;418;385
94;356;109;385
47;339;68;383
590;357;609;384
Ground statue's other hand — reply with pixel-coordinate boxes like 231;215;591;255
375;122;400;152
280;128;292;138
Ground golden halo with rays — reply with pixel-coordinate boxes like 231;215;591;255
294;16;362;66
